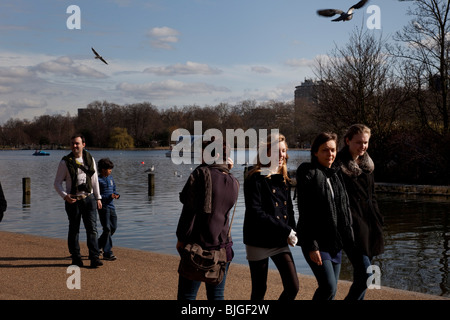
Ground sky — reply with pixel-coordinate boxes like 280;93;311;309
0;0;414;124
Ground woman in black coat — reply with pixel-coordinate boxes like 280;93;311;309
336;124;384;300
243;133;299;300
296;132;354;300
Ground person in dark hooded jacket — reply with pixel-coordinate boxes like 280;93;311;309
176;138;239;300
336;124;384;300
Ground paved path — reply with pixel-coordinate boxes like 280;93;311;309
0;231;447;300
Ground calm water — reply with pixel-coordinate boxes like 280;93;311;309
0;149;449;297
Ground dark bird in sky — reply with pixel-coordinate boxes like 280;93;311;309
317;0;369;22
91;47;108;65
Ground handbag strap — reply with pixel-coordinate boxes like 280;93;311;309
227;201;237;238
227;179;239;239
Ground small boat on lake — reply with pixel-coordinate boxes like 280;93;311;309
32;150;50;156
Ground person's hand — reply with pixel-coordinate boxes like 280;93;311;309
64;194;77;204
227;157;234;169
309;250;322;266
97;200;102;210
176;240;185;255
287;229;297;247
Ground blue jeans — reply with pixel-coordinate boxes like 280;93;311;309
65;194;100;260
303;249;341;300
177;263;230;300
344;248;372;300
98;207;117;256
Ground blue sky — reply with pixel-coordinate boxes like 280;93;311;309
0;0;412;123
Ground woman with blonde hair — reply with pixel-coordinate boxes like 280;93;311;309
336;124;384;300
243;133;299;300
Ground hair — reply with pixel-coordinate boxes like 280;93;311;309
248;132;290;183
344;124;371;144
71;133;85;143
98;158;114;170
310;132;338;165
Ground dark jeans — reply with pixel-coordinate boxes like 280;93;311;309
98;207;117;256
177;263;230;300
65;194;100;260
344;248;372;300
248;252;299;300
303;249;341;300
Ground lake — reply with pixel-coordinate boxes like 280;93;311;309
0;149;449;297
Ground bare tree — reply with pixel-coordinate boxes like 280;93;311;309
393;0;450;133
314;27;404;142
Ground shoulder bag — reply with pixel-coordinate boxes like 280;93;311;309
178;197;238;286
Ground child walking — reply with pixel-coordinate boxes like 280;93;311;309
97;158;120;261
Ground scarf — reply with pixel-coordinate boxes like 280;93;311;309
339;146;374;178
62;150;95;194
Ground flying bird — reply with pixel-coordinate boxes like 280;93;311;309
317;0;369;22
91;47;108;65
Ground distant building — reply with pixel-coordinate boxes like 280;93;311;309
294;79;324;112
295;79;316;102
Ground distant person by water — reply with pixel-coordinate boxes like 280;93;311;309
336;124;384;300
0;181;6;223
98;158;120;261
53;133;103;268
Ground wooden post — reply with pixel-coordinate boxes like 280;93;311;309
22;177;31;204
148;173;155;196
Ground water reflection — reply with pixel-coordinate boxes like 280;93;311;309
0;150;449;297
375;195;449;297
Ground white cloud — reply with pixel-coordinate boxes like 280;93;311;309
0;66;37;94
223;82;296;105
0;66;35;83
0;98;48;122
251;66;271;74
143;61;222;76
117;79;230;100
284;58;315;68
147;26;180;50
33;56;107;79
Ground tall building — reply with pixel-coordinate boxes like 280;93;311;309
294;79;323;113
295;79;316;102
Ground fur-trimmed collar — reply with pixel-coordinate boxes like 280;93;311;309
338;146;374;178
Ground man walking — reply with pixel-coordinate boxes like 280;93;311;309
54;134;103;268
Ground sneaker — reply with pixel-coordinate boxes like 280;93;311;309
103;254;117;261
90;258;103;268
